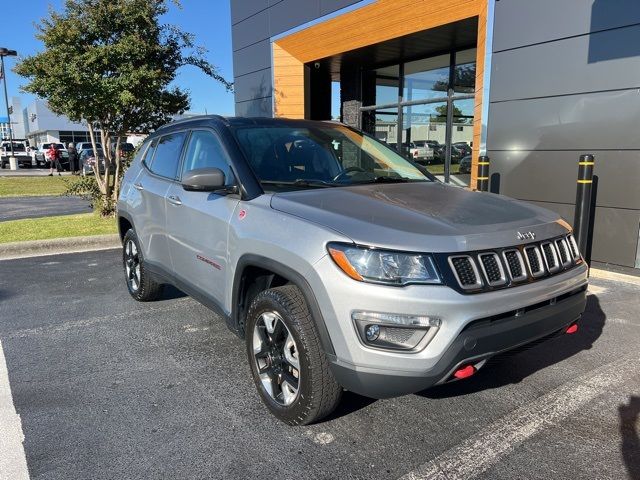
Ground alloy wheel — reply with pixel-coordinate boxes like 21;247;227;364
124;239;141;292
252;311;301;406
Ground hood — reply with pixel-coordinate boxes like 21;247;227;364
270;182;569;252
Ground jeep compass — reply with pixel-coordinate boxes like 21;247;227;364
117;116;588;425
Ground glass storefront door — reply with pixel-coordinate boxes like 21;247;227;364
360;49;477;186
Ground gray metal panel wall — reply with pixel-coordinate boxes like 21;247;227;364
230;0;362;117
493;0;640;52
488;0;640;268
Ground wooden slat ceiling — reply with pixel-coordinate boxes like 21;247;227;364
323;17;479;79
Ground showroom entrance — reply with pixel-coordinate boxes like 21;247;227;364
356;46;477;185
271;0;488;186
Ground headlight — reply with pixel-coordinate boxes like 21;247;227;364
327;243;441;286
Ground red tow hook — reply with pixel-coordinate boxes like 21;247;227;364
566;323;579;334
453;364;476;380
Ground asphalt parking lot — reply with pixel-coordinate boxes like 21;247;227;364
0;196;91;222
0;249;638;480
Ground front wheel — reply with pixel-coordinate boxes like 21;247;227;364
122;229;163;301
246;285;342;425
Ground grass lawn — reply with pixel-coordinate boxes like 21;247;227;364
0;213;117;244
423;164;462;175
0;176;69;197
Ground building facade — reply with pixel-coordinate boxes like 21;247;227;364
230;0;640;270
0;97;27;140
23;98;92;147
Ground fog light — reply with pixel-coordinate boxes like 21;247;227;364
365;324;380;341
352;311;441;351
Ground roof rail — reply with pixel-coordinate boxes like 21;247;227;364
155;114;228;131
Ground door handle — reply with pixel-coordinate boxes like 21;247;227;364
167;195;182;206
133;182;144;191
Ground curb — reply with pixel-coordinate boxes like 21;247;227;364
589;267;640;287
0;234;121;260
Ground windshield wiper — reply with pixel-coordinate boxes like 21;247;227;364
372;176;409;183
260;179;336;188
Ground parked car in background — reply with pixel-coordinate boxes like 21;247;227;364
0;141;32;168
453;142;472;157
421;140;444;163
449;144;465;164
111;142;135;158
403;142;433;164
34;143;69;169
80;148;107;176
118;116;588;425
458;155;472;174
76;142;102;151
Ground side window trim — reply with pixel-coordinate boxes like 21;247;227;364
179;128;236;185
132;139;152;166
176;130;194;182
142;138;159;170
142;130;189;182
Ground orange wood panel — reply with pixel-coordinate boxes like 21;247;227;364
470;1;488;190
272;43;305;119
277;0;484;63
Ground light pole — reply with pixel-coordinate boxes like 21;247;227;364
0;48;18;169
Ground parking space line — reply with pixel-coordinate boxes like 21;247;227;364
399;352;640;480
0;340;30;480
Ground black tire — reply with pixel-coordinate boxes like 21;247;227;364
122;229;163;302
246;285;342;425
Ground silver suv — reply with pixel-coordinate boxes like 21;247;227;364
117;116;588;425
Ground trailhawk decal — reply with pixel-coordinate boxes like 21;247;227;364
196;254;222;270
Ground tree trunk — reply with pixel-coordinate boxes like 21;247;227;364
87;123;106;195
112;136;123;205
100;129;112;198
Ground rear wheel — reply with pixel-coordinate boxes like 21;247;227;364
246;285;342;425
122;229;162;301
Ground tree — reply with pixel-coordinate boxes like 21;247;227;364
15;0;232;214
434;104;465;122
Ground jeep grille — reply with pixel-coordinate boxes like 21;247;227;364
444;234;582;293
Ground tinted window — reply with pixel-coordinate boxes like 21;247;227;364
132;140;150;165
148;132;186;179
181;130;233;183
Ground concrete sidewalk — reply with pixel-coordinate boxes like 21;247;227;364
0;167;75;177
0;234;120;260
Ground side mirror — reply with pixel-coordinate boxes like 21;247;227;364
182;167;228;192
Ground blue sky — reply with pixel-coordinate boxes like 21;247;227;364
0;0;236;115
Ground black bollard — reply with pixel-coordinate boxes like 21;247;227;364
573;154;595;261
476;155;490;192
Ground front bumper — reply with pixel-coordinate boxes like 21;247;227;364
308;255;589;398
330;286;586;398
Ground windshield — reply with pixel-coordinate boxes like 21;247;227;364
233;124;433;191
2;143;25;152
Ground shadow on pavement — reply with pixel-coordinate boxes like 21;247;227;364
0;289;16;302
619;396;640;480
324;391;377;422
417;294;606;399
161;285;188;300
